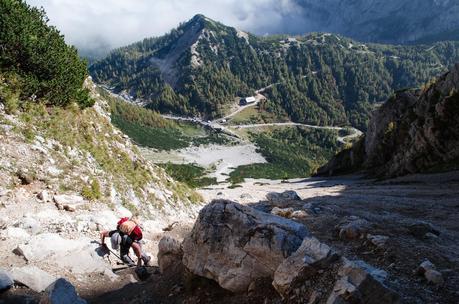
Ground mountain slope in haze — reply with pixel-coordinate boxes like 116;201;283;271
294;0;459;44
90;14;459;130
317;64;459;178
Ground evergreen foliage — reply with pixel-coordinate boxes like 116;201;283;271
0;0;91;107
229;127;340;183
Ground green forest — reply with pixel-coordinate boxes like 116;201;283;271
90;15;459;130
101;89;230;150
0;0;91;109
229;127;340;183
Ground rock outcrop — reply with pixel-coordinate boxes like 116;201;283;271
40;278;87;304
0;269;13;292
266;191;302;207
318;64;459;178
13;233;114;277
182;200;309;292
157;236;183;274
273;236;339;297
181;199;400;303
327;260;399;304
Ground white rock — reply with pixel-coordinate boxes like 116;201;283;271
53;194;84;206
47;166;63;177
37;190;51;202
14;233;110;275
116;205;132;218
35;136;45;144
10;266;56;292
2;227;30;241
53;194;85;212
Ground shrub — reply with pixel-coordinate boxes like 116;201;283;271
0;0;92;107
81;179;102;201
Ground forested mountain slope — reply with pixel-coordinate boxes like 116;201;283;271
90;14;459;130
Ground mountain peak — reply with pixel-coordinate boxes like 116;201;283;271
191;14;207;21
188;14;213;26
185;14;227;31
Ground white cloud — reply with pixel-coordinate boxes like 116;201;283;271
25;0;309;53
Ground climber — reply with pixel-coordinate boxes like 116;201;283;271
100;217;151;267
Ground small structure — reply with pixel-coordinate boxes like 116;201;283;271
239;96;256;106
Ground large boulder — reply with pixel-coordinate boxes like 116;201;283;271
10;266;56;292
273;236;340;297
157;236;183;273
326;260;399;304
40;278;87;304
0;269;14;293
182;200;309;293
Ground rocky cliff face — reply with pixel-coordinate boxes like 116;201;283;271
296;0;459;43
318;64;459;178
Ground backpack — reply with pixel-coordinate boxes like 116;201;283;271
117;217;137;236
118;217;142;240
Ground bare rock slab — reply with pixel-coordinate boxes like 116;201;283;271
14;233;111;276
10;266;56;293
182;200;309;293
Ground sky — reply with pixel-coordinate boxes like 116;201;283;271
26;0;311;54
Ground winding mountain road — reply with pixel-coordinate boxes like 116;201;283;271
230;122;363;144
160;82;363;144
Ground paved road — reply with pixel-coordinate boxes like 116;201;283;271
230;122;363;144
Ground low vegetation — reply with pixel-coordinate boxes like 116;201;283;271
159;163;217;188
227;102;289;125
229;127;340;183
